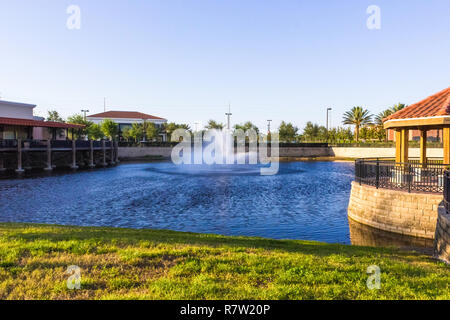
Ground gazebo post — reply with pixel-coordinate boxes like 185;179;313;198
420;129;427;167
400;129;409;163
395;129;402;163
443;127;450;164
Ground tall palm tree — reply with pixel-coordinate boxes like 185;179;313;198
342;106;372;142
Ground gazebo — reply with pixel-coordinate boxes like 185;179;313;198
383;86;450;164
349;86;450;252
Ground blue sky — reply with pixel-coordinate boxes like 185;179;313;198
0;0;449;131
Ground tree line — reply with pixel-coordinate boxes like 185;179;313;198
276;103;406;143
45;111;191;142
46;103;406;143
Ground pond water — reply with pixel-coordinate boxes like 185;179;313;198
0;161;356;244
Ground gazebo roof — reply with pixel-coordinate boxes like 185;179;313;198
384;86;450;129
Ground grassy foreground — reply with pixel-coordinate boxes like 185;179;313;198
0;223;448;300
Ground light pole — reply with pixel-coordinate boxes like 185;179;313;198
326;108;332;142
326;108;332;131
81;109;89;121
142;119;147;142
267;120;272;142
267;120;272;134
225;104;232;130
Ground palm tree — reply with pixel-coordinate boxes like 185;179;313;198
233;121;259;135
342;106;372;142
375;109;393;126
391;103;407;113
374;109;394;142
205;120;224;130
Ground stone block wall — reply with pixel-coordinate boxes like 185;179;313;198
434;205;450;263
331;147;443;159
118;147;173;159
348;182;441;239
118;146;332;160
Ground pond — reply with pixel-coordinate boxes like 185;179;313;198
0;161;356;244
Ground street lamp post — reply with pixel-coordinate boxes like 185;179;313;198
81;109;89;121
226;104;232;130
142;119;147;142
326;108;332;142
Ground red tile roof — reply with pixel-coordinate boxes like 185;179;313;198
0;117;84;129
87;111;166;121
384;87;450;122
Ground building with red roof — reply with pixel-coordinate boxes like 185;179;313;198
87;110;168;141
0;100;83;140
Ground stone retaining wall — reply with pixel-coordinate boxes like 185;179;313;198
118;146;445;161
434;205;450;263
118;147;173;159
348;182;441;239
118;146;331;160
331;147;443;159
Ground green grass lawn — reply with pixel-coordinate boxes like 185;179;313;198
0;223;448;300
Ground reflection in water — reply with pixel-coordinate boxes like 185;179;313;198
348;218;434;254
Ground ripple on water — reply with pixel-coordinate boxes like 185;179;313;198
0;161;355;244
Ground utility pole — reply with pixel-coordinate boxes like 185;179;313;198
326;108;332;131
104;98;106;112
81;109;89;121
142;119;147;142
326;107;332;142
225;104;232;130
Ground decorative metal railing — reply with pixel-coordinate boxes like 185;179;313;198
93;141;103;148
443;171;450;212
355;158;449;194
21;140;47;149
0;139;114;150
50;140;74;149
75;140;91;149
0;140;18;148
